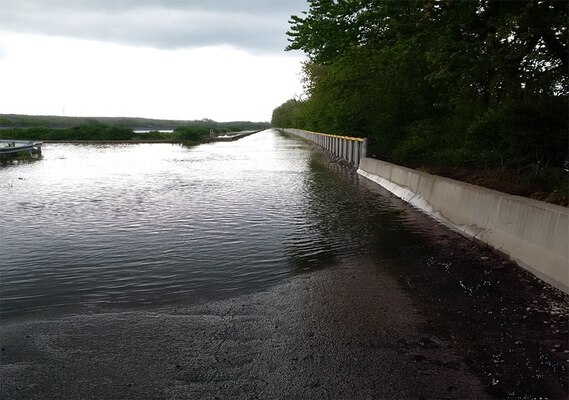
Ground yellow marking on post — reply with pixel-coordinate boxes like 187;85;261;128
302;129;365;142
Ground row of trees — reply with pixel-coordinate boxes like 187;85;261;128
0;114;270;132
273;0;567;171
1;118;269;142
2;123;228;142
0;124;134;141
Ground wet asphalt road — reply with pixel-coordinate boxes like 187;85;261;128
1;207;568;399
1;261;491;400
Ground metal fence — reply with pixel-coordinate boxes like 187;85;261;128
281;128;368;167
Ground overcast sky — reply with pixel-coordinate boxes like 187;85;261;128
0;0;308;122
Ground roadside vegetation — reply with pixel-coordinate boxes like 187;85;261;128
272;0;568;205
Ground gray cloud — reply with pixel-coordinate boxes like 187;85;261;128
0;0;308;52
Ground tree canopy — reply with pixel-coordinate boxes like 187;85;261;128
273;0;568;174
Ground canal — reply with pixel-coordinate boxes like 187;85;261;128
1;129;567;399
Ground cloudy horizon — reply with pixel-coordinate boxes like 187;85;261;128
0;0;308;122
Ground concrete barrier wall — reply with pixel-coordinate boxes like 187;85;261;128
358;157;569;294
280;128;367;168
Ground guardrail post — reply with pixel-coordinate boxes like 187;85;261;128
353;141;358;166
352;141;356;164
282;129;368;168
361;138;368;159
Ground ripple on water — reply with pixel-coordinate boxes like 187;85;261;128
0;130;400;318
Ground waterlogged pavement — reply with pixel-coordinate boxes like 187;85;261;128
2;181;568;400
1;262;492;400
1;132;568;399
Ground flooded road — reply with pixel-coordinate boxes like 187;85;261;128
1;129;432;318
1;129;567;399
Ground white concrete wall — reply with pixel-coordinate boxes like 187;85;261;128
358;157;569;294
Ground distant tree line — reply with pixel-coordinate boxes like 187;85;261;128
0;120;263;143
0;114;270;132
0;124;135;141
273;0;567;173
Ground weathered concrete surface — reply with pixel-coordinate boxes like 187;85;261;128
1;262;491;400
358;157;569;294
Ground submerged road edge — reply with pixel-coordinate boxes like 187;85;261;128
357;157;569;294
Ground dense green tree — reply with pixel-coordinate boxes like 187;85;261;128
271;99;308;128
273;0;568;171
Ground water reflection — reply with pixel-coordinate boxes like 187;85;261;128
286;152;428;270
0;156;42;168
0;130;423;319
0;132;309;317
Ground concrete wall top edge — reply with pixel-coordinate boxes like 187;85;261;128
359;157;569;215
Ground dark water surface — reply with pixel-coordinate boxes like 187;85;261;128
2;129;423;318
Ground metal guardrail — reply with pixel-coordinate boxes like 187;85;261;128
0;140;43;155
280;128;368;167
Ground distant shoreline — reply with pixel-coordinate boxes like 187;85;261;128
42;140;178;144
40;130;262;145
